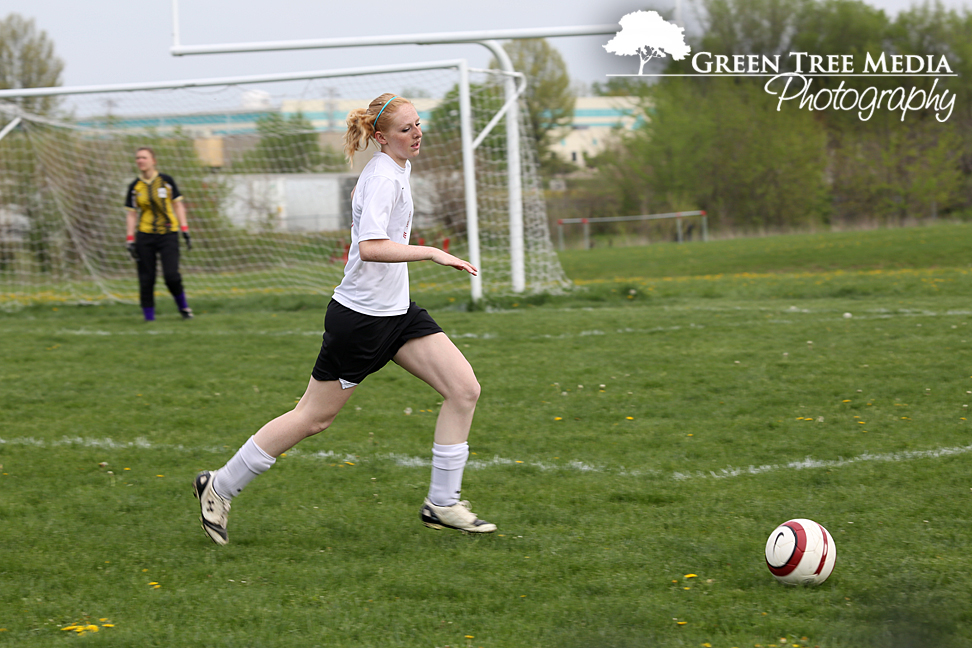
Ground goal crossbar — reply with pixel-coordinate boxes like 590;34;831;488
169;25;619;57
0;60;470;99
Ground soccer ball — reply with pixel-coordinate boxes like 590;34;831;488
764;518;836;586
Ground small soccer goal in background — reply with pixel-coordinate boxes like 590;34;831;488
0;61;570;308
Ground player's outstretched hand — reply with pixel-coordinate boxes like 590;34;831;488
431;249;478;276
182;231;192;251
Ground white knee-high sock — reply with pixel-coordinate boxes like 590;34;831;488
428;442;469;507
212;436;276;500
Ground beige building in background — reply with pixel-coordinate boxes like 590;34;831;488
98;95;645;173
548;96;643;165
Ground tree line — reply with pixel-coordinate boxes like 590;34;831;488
580;0;972;233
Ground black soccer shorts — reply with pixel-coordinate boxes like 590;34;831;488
311;299;443;386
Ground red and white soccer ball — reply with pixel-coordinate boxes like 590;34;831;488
764;518;837;586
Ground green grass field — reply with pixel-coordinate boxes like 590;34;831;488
2;224;972;647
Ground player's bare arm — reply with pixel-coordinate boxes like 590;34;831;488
358;238;478;275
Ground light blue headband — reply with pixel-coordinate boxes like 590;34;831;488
373;96;398;126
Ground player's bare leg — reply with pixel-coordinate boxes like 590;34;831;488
394;333;480;442
253;378;356;456
394;333;496;533
195;378;355;544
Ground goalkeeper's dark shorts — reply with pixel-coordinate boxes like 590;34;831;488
311;299;443;387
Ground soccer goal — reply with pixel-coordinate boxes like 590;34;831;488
0;60;570;308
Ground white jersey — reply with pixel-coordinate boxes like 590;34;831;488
332;152;414;316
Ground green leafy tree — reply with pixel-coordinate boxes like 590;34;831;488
792;0;889;70
239;112;340;173
697;0;811;62
599;77;829;230
798;1;969;224
426;82;507;160
422;82;507;238
889;2;972;216
490;38;575;173
0;13;64;115
590;77;653;98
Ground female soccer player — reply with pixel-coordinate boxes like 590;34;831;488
193;94;495;544
124;147;193;321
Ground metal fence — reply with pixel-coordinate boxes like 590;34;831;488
556;210;708;250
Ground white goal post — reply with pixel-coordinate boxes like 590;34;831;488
0;60;569;307
168;0;618;293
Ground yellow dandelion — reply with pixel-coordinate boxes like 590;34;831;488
685;573;698;578
842;399;851;402
704;643;713;647
102;624;115;628
61;625;78;631
156;474;164;477
345;461;355;466
677;621;687;625
515;460;523;463
626;416;634;420
85;625;99;632
148;581;158;585
99;618;108;622
554;417;563;421
153;585;161;589
465;636;474;639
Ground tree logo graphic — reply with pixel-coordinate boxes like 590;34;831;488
604;11;692;75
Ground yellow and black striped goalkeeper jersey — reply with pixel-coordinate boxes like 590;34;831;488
124;173;183;234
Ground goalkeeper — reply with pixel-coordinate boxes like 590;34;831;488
194;94;495;544
124;146;193;321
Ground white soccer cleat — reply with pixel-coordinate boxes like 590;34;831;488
193;470;230;545
420;498;497;534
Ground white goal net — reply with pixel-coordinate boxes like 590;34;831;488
0;62;569;308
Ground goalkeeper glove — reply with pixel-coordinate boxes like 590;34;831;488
126;237;138;261
181;227;192;251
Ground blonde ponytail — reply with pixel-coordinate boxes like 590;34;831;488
343;108;375;165
342;93;411;166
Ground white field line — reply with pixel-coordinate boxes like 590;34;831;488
49;327;322;337
2;436;969;482
39;306;969;342
672;443;972;481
